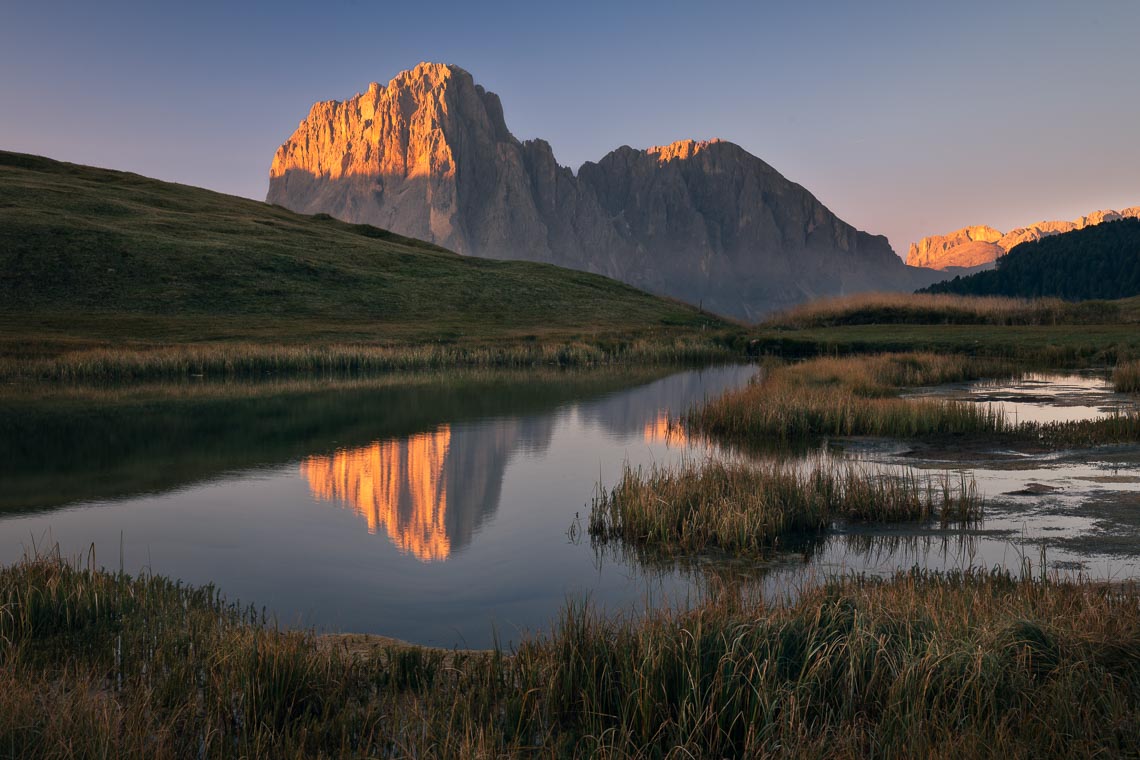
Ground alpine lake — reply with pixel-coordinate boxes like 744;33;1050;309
3;364;1138;649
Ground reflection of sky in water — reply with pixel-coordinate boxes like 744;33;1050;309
904;372;1139;425
806;373;1140;584
3;367;1140;648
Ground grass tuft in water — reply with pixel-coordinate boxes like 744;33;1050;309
1116;360;1140;393
589;459;981;556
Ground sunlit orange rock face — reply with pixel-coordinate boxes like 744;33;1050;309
269;62;506;251
907;208;1140;270
301;428;453;561
904;225;1004;270
268;62;941;320
647;139;722;164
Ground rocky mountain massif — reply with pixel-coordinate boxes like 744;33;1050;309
907;208;1140;270
268;62;942;319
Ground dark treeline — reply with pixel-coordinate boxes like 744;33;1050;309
922;218;1140;300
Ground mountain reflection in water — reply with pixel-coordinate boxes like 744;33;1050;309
0;365;763;647
642;412;687;445
6;367;1140;648
303;429;454;561
300;381;708;562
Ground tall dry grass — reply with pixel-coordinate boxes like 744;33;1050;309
690;353;1140;448
1116;360;1140;393
763;292;1119;329
2;552;1138;758
691;353;1017;443
589;459;980;556
0;336;734;382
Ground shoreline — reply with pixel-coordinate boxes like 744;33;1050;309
0;331;744;384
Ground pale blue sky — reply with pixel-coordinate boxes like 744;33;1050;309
3;0;1137;254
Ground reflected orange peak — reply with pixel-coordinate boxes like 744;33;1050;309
643;413;687;445
301;427;452;561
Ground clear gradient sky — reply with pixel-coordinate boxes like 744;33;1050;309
3;0;1138;256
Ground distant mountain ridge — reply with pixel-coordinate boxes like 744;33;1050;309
908;207;1140;270
923;218;1140;300
268;62;943;319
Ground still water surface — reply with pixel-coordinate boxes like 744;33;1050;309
0;367;748;648
2;367;1139;648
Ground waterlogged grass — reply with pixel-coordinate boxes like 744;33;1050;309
589;460;981;556
690;353;1140;448
3;554;1139;757
0;335;736;382
691;353;1017;444
763;292;1126;328
1117;360;1140;393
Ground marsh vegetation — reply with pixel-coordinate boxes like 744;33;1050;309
1117;360;1140;393
0;335;735;382
751;293;1140;363
688;353;1140;448
3;553;1138;759
7;287;1140;757
589;459;981;557
763;292;1129;329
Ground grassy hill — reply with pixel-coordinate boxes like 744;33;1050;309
0;151;727;359
922;218;1140;300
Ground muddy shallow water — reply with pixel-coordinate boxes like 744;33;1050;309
903;370;1138;425
828;372;1140;579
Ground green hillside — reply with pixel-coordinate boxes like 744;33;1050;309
0;151;724;355
922;218;1140;300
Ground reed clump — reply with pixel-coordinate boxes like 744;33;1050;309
0;335;735;383
764;292;1119;329
691;352;1140;448
589;460;981;556
1116;360;1140;393
3;553;1139;758
691;353;1017;444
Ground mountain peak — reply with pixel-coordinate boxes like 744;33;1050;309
385;61;472;90
268;65;932;318
269;61;510;186
646;138;725;163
